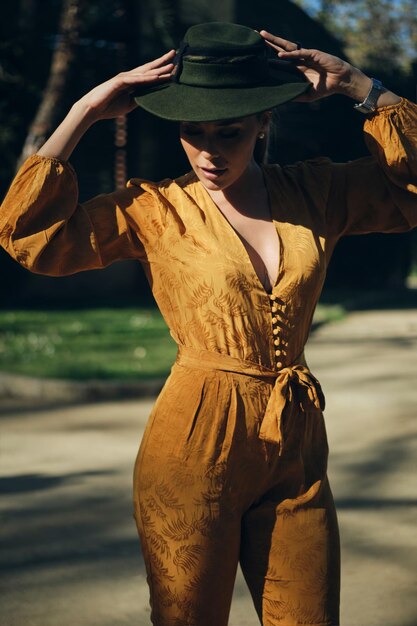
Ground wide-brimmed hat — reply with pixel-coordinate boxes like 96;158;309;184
133;22;310;122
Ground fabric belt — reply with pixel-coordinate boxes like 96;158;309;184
175;345;325;455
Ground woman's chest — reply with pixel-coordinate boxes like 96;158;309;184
146;201;326;308
217;209;281;294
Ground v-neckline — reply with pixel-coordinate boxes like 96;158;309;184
199;164;284;296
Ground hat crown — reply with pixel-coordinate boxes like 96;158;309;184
175;23;271;89
133;21;310;122
184;22;264;54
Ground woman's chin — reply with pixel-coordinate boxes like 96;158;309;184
197;174;229;191
201;179;227;191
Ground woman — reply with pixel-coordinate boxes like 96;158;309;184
1;21;416;626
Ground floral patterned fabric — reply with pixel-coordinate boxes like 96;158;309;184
1;98;416;625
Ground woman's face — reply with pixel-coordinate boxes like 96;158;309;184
179;114;268;192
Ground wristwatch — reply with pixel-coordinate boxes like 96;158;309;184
354;78;385;114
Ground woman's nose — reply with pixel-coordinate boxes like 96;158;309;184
200;136;220;159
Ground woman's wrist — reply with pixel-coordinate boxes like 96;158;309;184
36;100;98;161
336;66;402;109
338;67;372;101
70;98;99;125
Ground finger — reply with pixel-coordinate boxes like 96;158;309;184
130;65;175;76
139;49;176;72
122;72;173;85
275;49;315;67
143;63;175;75
128;54;173;74
277;48;312;58
259;30;299;51
124;62;174;79
263;39;286;53
150;72;172;79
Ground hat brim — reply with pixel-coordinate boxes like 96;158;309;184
134;81;310;122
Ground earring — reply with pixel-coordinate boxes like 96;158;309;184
258;131;265;139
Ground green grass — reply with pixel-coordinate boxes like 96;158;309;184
3;286;417;381
0;308;177;381
0;304;348;381
313;302;345;324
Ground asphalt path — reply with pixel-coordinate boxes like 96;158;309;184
1;309;416;626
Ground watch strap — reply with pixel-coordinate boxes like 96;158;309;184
354;78;385;114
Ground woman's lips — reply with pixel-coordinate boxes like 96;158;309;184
200;166;227;180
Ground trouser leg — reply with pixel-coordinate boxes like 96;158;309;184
132;369;248;625
134;449;241;626
240;476;340;626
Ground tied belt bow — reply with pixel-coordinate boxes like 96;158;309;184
175;346;325;455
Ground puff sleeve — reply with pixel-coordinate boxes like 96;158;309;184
326;98;417;241
0;154;161;276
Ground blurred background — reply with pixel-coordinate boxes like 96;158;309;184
1;0;417;381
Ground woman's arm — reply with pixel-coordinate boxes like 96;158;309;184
0;51;176;275
259;30;401;108
37;50;175;161
260;30;417;246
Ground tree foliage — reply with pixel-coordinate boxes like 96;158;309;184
294;0;417;75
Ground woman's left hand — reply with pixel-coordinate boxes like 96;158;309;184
259;30;372;102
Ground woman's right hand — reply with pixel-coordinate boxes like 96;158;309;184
78;49;176;122
36;50;175;160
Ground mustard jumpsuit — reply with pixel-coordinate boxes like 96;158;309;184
1;99;417;626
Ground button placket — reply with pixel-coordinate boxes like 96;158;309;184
269;293;284;370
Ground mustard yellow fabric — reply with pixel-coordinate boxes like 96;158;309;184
1;98;417;625
134;349;339;625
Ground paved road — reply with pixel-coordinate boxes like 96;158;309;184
1;310;417;626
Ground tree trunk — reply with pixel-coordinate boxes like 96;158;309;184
17;0;86;168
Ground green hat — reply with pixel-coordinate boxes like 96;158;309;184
134;22;310;122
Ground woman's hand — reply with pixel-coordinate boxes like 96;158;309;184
36;50;175;161
259;30;373;102
78;50;176;122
